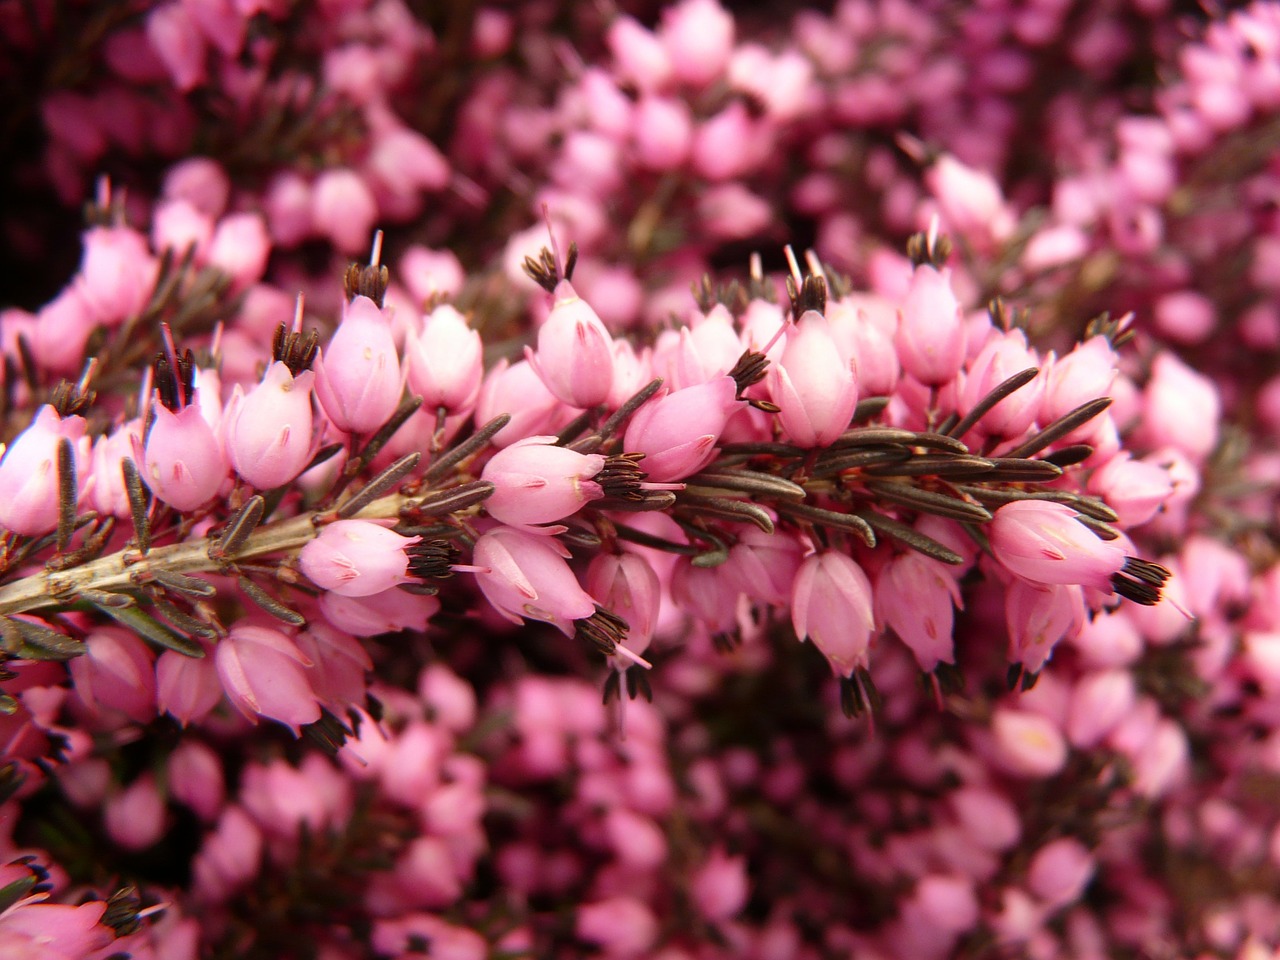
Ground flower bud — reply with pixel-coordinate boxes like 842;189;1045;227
587;552;661;658
989;501;1126;591
959;329;1043;438
405;303;483;415
528;280;615;409
104;773;166;851
0;404;88;536
156;647;221;726
472;526;597;633
141;402;227;511
311;167;377;255
300;519;420;597
1005;580;1085;672
225;361;316;489
894;265;966;386
215;625;321;734
767;309;858;448
877;553;962;672
482;436;607;529
791;551;875;678
192;806;262;902
69;627;156;724
623;376;739;481
315;295;403;434
660;0;734;87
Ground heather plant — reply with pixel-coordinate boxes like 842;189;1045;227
0;1;1278;959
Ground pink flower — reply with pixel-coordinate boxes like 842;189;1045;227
959;328;1043;438
989;500;1126;591
103;773;166;850
405;304;483;415
299;519;420;597
791;550;875;678
1005;580;1085;672
215;625;321;733
1027;838;1094;908
314;295;403;434
623;376;739;481
156;647;222;726
141;401;227;511
690;847;749;922
481;435;606;528
660;0;734;87
877;553;962;672
192;806;263;902
476;359;563;448
990;707;1068;778
224;361;316;489
207;212;270;289
895;264;967;386
767;309;858;448
311;168;377;255
167;740;225;822
587;551;661;660
68;627;156;723
528;280;615;409
318;587;439;637
472;526;597;633
0;404;88;536
576;896;659;957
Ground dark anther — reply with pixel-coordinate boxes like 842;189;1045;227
575;605;630;656
522;241;578;293
271;323;320;375
1110;556;1173;606
729;348;769;397
343;262;390;307
48;380;96;418
597;453;648;501
153;348;196;412
407;540;461;581
905;230;952;269
101;885;143;937
786;273;827;320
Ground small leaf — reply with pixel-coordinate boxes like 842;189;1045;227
95;604;204;658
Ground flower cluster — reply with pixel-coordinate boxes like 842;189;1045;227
0;0;1277;958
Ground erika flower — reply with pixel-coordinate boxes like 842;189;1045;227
472;526;596;633
314;294;402;434
482;436;607;529
214;624;321;734
766;309;858;448
299;519;421;597
527;279;615;409
989;500;1126;591
791;550;875;678
0;404;88;536
225;360;316;489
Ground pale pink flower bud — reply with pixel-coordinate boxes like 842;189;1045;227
959;328;1043;438
264;171;312;247
224;361;315;489
162;156;230;218
314;295;402;434
607;16;673;92
631;96;693;171
400;246;465;303
473;526;597;632
827;295;900;398
691;102;757;181
69;627;156;723
75;225;158;326
576;896;659;957
102;775;167;853
895;265;967;386
671;559;741;634
405;304;483;415
723;527;804;606
990;501;1126;591
1005;580;1085;672
877;553;962;672
140;401;227;510
1027;838;1094;908
296;622;371;710
311;168;377;255
168;740;225;822
366;127;449;198
147;2;207;91
1066;669;1135;748
767;309;858;448
215;625;321;733
623;376;739;481
603;807;667;869
418;664;478;733
791;551;875;678
0;404;87;536
89;419;143;518
690;847;748;922
152;198;214;261
192;806;262;902
319;587;439;637
1039;336;1117;428
32;286;95;374
528;280;614;409
1086;453;1174;528
697;182;772;240
476;359;563;448
949;786;1020;851
1153;289;1215;344
990;707;1068;778
207;212;270;289
587;552;661;658
482;436;606;528
729;45;813;121
1141;352;1221;462
1021;223;1089;272
907;875;979;934
926;154;1016;245
660;0;733;86
300;519;420;597
155;647;221;726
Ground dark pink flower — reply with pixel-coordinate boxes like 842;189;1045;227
791;550;875;678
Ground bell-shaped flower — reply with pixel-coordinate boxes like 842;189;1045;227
476;358;563;448
314;294;402;434
68;627;156;724
1039;336;1117;428
0;404;88;536
214;624;321;734
527;280;614;409
1005;580;1085;672
959;328;1043;439
587;552;661;661
299;519;420;597
156;647;222;726
766;309;858;448
405;303;483;415
790;551;875;678
894;265;966;386
140;401;227;511
623;376;739;481
225;360;315;490
472;526;597;633
74;224;158;326
192;806;263;903
989;501;1126;591
481;436;606;529
88;418;143;518
877;553;962;672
